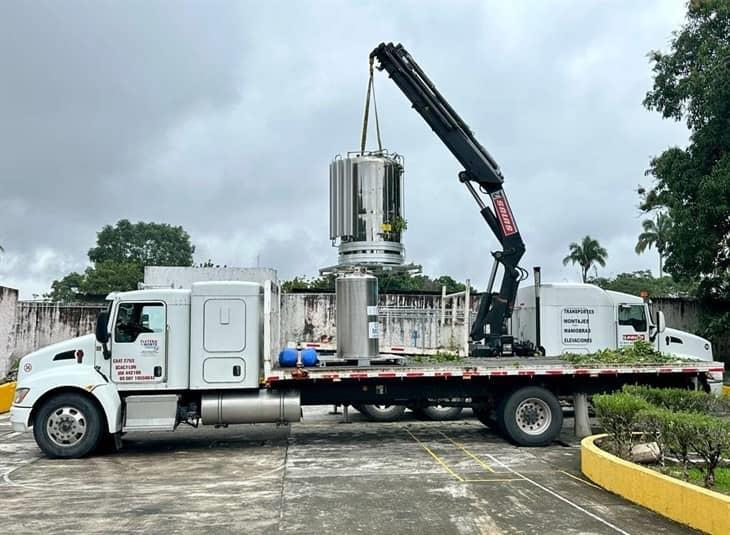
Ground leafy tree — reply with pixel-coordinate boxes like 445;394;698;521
89;219;194;266
562;235;608;282
81;261;146;296
48;220;195;302
48;272;85;302
281;275;336;292
590;270;697;297
281;272;471;293
634;213;673;275
641;0;730;302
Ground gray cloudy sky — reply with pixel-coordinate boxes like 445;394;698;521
0;1;688;298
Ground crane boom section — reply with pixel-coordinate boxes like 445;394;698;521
370;43;502;190
370;42;526;350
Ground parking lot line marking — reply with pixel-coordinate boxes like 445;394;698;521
437;431;496;473
485;454;631;535
404;428;464;482
559;469;603;490
462;479;524;483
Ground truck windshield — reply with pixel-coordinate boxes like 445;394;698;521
618;304;647;332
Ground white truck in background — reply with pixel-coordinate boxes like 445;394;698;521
512;282;713;360
10;278;723;459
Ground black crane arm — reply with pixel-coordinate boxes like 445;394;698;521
370;42;526;350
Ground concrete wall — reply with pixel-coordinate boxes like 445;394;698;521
0;286;19;376
11;302;105;367
280;292;469;353
654;297;730;362
145;266;278;287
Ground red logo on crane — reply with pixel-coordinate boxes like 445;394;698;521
490;190;518;236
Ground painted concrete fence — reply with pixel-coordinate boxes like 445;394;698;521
279;291;469;353
0;295;105;376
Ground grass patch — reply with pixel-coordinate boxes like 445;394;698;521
655;465;730;496
411;351;464;364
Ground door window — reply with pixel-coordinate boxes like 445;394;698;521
115;302;165;343
618;304;647;332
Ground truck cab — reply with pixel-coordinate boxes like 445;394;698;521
513;283;713;361
10;281;299;459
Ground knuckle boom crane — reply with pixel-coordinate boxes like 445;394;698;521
370;42;530;357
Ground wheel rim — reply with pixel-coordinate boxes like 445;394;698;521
515;397;552;435
46;406;87;447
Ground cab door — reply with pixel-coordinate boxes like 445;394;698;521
617;303;649;347
110;301;167;386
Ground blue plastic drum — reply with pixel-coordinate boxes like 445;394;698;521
278;348;298;367
301;348;319;366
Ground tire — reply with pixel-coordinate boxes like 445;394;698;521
33;393;104;459
416;406;463;421
473;406;496;428
497;386;563;447
358;404;406;422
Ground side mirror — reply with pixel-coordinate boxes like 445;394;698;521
656;310;666;334
95;312;110;344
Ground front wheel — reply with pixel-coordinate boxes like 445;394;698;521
498;386;562;446
33;393;104;459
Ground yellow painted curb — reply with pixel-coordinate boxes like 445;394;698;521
581;434;730;534
0;382;15;413
723;385;730;398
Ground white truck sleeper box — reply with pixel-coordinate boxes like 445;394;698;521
189;281;262;390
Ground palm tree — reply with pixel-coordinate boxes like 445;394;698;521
562;236;608;283
635;213;672;276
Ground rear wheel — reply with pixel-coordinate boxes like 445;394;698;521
358;404;406;422
33;393;104;459
414;405;463;421
498;386;562;446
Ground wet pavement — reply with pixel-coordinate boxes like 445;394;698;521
0;408;695;534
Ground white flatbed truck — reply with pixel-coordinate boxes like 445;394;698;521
10;280;724;459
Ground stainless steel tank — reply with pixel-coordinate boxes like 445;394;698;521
201;390;301;425
329;152;405;267
336;271;379;361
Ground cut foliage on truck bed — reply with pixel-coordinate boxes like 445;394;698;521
410;351;464;364
563;340;689;366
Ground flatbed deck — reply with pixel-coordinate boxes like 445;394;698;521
267;357;725;384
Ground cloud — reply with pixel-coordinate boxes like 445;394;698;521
0;1;689;298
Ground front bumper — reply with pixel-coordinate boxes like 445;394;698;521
10;405;31;432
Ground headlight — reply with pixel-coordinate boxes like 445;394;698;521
14;388;30;405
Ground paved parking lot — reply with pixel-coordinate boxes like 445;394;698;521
0;408;694;534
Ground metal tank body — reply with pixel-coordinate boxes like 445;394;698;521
336;271;379;361
201;390;301;425
329;152;405;267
